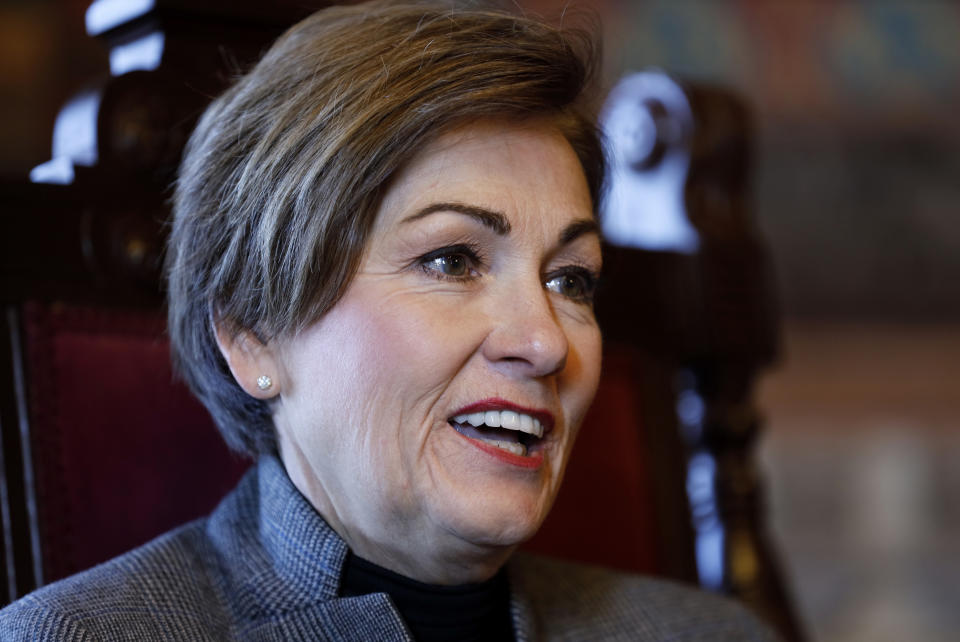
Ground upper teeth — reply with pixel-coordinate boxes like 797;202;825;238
452;410;544;438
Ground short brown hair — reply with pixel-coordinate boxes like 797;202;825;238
167;0;605;456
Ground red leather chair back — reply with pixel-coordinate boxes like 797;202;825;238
18;302;248;585
524;347;662;574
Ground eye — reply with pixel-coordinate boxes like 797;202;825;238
417;244;483;281
425;254;469;277
545;267;598;303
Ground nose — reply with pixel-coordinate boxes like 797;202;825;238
481;284;569;378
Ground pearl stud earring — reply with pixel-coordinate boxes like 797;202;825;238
256;375;273;391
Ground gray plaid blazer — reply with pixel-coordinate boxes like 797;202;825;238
0;456;778;641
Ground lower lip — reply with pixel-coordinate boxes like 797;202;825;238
451;428;544;470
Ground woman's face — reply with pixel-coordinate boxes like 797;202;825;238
271;121;602;583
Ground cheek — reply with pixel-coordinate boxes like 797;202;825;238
361;294;483;395
303;292;482;439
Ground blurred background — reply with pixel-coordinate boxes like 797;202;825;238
2;1;958;640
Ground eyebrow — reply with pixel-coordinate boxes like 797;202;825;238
402;202;511;235
402;201;600;247
559;218;600;245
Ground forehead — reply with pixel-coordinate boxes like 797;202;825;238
374;121;594;233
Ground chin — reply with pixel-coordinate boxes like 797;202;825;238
437;487;554;549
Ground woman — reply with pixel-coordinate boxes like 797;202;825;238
0;2;776;640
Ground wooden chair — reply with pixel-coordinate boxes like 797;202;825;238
0;2;802;640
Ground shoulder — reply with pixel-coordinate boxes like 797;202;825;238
0;520;232;641
509;553;780;642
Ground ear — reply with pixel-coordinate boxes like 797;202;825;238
214;321;282;399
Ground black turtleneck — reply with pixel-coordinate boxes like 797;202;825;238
339;553;516;642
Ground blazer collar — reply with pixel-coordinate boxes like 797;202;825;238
257;455;349;600
206;455;351;621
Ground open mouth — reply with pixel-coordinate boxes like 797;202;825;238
447;409;546;457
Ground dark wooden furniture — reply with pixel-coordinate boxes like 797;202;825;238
0;2;802;640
